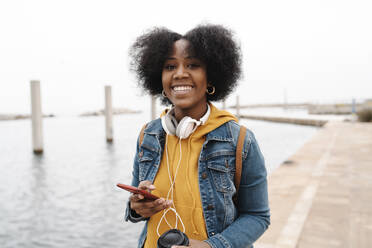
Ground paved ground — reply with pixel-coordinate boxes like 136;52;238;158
255;121;372;248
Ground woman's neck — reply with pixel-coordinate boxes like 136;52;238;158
173;103;208;122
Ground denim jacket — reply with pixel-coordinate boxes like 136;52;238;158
125;118;270;248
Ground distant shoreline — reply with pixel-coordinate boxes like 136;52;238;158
79;108;142;117
0;114;55;121
0;108;142;121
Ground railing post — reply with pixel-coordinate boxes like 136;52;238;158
222;100;226;110
105;86;113;142
30;80;43;154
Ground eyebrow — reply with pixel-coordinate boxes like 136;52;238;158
165;56;198;60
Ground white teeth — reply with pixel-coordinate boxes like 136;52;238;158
173;86;192;92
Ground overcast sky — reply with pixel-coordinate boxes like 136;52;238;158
1;0;371;115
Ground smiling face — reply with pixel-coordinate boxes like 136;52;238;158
162;39;208;121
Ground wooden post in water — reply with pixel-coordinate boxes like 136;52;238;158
236;95;240;120
151;96;157;120
105;86;113;142
30;80;43;154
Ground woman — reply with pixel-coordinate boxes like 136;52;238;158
125;24;270;248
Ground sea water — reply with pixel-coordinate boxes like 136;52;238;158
0;110;317;247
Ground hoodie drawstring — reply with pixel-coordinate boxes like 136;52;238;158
185;136;199;235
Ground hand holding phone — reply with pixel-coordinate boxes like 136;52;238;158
116;183;159;201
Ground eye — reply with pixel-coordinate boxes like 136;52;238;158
164;64;176;70
187;63;200;69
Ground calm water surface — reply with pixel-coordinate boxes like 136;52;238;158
0;110;318;247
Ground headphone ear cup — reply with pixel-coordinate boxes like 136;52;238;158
161;112;177;135
176;117;200;139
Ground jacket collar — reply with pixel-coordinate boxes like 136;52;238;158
205;121;234;142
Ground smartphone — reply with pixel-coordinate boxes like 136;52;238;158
116;183;159;201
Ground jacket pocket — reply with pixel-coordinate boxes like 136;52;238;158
137;148;157;182
207;160;235;193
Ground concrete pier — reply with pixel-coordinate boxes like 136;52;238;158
240;115;328;127
256;121;372;248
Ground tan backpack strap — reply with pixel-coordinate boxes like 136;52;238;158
139;124;147;145
233;125;247;203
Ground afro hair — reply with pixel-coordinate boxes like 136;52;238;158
129;24;242;104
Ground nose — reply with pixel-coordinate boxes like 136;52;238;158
173;65;189;79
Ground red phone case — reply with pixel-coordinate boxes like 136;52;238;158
116;183;159;200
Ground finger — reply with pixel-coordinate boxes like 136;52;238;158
130;198;157;213
138;180;152;189
132;198;172;217
188;239;211;248
142;198;172;213
129;193;144;202
133;198;170;212
138;181;155;191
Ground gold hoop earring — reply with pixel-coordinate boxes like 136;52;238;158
162;90;167;98
206;86;215;95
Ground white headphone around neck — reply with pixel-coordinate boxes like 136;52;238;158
161;104;210;139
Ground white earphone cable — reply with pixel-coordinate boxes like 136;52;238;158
156;135;185;237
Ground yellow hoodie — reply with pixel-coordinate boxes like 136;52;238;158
144;104;237;247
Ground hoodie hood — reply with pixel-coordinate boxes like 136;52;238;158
191;103;238;139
